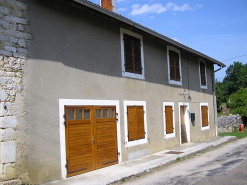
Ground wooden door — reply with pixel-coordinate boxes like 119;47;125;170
65;106;95;177
180;106;188;144
65;106;118;177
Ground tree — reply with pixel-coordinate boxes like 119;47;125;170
216;62;247;112
227;88;247;117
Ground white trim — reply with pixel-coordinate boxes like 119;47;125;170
163;102;175;138
120;28;145;80
123;101;147;147
200;103;210;130
167;46;182;86
59;99;122;179
178;102;190;145
198;59;207;89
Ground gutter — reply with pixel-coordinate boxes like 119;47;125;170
212;66;224;136
70;0;226;68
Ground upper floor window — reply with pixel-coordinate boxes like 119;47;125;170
199;59;207;89
120;28;145;80
167;46;182;85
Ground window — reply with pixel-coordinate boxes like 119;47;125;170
120;28;145;80
124;101;147;147
199;59;207;89
167;46;182;85
163;102;175;138
200;103;209;130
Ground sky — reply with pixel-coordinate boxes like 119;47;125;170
90;0;247;81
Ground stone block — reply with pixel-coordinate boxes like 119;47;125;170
0;163;4;180
0;117;17;129
16;47;27;54
0;6;9;15
9;37;18;44
0;35;8;41
0;50;12;57
0;88;7;101
4;16;28;25
0;141;16;163
4;46;16;53
5;0;27;10
12;53;25;59
0;128;15;142
0;102;7;117
17;39;25;47
3;163;15;180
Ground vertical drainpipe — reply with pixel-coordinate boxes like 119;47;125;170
212;66;223;137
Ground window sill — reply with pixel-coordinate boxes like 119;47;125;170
201;125;210;130
122;71;145;80
125;138;147;147
169;80;182;86
165;133;175;139
200;85;207;89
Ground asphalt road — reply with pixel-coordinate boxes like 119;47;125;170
119;138;247;185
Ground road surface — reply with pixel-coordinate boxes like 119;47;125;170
117;138;247;185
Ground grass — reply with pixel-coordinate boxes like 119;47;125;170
219;128;247;139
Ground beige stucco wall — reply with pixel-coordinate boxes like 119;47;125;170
26;0;217;184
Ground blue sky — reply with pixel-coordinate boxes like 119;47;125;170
90;0;247;81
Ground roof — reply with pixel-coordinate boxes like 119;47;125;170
72;0;226;67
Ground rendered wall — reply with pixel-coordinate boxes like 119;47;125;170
26;0;217;184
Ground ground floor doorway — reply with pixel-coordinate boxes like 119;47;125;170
65;106;118;177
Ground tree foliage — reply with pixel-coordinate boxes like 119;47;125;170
216;62;247;112
227;88;247;117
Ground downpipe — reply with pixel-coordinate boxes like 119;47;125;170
212;66;224;136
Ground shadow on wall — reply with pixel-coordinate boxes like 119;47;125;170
27;0;213;96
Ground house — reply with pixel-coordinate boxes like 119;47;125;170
0;0;225;184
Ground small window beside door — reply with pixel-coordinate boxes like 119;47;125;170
163;102;175;138
124;101;147;147
200;103;209;130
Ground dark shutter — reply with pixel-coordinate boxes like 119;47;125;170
169;50;180;81
200;62;206;86
165;106;173;134
201;106;208;127
124;34;142;74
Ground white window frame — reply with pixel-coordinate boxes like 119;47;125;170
120;28;145;80
124;100;147;147
163;102;175;138
59;99;122;179
200;103;210;130
198;59;207;89
167;46;182;86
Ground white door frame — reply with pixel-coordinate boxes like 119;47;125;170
59;99;121;179
178;102;190;145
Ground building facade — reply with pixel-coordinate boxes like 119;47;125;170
0;0;225;184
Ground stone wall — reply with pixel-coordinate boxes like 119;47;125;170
0;0;30;184
218;114;242;134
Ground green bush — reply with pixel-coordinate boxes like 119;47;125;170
227;88;247;117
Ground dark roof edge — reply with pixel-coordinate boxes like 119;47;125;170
72;0;226;67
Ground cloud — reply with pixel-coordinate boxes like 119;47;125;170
118;8;127;12
130;3;167;16
129;2;201;16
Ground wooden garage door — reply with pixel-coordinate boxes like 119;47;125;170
65;106;118;177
